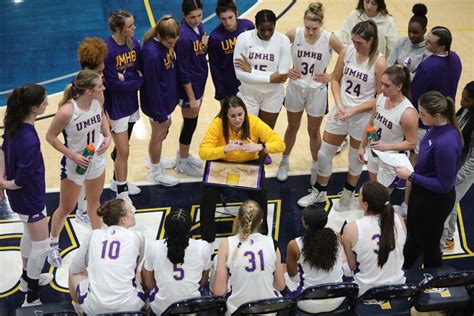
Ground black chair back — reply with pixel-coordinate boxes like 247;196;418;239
232;297;296;316
356;284;420;304
96;312;147;316
298;282;359;303
419;270;474;289
162;296;227;316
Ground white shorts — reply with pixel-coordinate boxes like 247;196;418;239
18;208;47;223
77;278;145;314
284;82;328;117
283;272;344;314
324;106;370;141
237;85;284;115
414;128;427;154
367;153;397;187
109;110;140;133
61;152;107;186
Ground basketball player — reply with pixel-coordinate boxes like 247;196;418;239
298;21;387;211
208;0;255;106
342;181;406;294
213;200;285;315
174;0;208;178
358;65;418;190
75;37;108;226
277;2;344;183
142;210;211;315
1;84;52;306
140;16;181;187
46;70;111;268
104;10;143;202
69;198;145;314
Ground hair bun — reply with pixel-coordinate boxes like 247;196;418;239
308;2;324;14
412;3;427;16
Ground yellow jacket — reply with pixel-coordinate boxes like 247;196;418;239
199;114;285;162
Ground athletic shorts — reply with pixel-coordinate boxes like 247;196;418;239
237;85;285;115
414;128;427;154
367;153;398;187
77;278;145;314
109;110;140;133
179;97;203;109
324;106;370;141
18;207;47;223
284;82;328;117
61;152;106;186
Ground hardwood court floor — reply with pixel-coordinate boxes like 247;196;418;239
1;0;473;191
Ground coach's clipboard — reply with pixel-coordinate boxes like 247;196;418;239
203;161;263;190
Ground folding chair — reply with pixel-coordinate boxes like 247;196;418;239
352;284;419;316
295;282;359;315
413;270;474;312
232;297;296;316
96;312;147;316
162;296;227;316
15;302;77;316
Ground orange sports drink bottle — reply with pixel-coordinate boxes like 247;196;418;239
76;144;96;175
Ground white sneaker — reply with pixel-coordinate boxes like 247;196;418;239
75;209;90;228
148;166;179;187
297;187;327;207
394;202;408;219
47;245;62;268
20;273;54;292
176;151;203;168
176;158;203;178
110;180;141;195
334;188;354;212
310;163;318;185
22;297;42;307
145;156;176;169
116;192;137;213
276;160;289;182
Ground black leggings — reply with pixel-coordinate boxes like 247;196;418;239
199;165;268;242
403;183;455;269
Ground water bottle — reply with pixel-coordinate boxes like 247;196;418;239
76;144;96;175
367;126;379;157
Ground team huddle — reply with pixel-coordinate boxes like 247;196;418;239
1;0;473;313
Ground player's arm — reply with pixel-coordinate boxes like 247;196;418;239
70;231;92;275
213;238;229;296
330;46;347;113
273;248;286;291
141;243;157;290
342;222;358;271
286;239;300;277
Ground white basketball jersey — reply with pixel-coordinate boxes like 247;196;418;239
145;239;212;315
63;99;103;154
226;233;278;314
295;237;344;289
352;215;406;294
234;30;291;93
291;28;332;89
86;226;144;306
374;95;415;145
340;45;379;108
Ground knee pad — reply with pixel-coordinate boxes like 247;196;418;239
179;117;198;145
27;238;50;280
127;122;135;140
348;146;363;176
317;141;338;177
20;226;32;258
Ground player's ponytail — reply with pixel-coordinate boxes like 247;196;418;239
232;200;263;260
143;15;180;45
165;209;191;264
384;65;411;100
4;84;46;136
97;199;128;226
59;69;101;107
361;181;396;268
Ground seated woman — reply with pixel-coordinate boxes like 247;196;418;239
213;200;286;314
68;198;145;314
342;181;406;294
199;96;285;243
142;209;212;315
285;204;346;313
